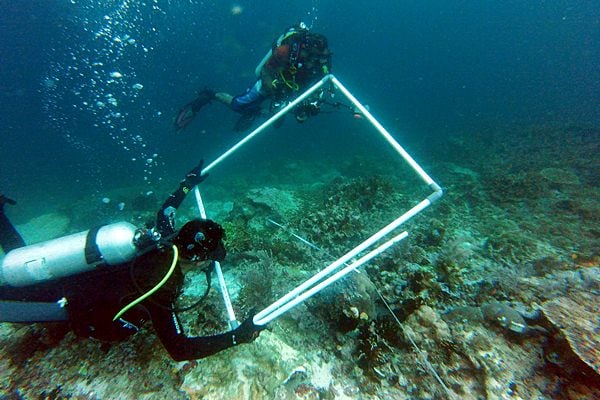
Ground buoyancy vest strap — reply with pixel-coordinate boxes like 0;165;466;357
85;226;103;264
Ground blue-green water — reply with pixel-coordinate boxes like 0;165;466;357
1;1;597;212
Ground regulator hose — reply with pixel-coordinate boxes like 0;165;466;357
113;245;178;321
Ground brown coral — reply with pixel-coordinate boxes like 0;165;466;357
541;293;600;376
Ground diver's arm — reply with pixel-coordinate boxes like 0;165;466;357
0;195;26;252
156;160;207;235
156;187;186;236
147;304;262;361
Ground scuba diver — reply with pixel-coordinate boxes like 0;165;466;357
174;23;332;132
0;161;264;361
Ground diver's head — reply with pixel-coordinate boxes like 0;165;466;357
302;33;331;69
173;219;226;262
304;33;329;55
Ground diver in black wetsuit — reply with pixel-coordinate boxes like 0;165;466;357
0;161;263;361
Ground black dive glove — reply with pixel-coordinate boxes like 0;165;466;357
180;160;208;192
232;314;266;344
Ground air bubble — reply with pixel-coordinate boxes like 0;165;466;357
42;1;170;186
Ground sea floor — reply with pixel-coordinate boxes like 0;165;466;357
1;123;599;399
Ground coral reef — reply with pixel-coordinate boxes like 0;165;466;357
236;249;277;311
16;212;71;244
539;167;581;186
248;187;300;218
307;271;378;333
481;302;529;334
294;175;401;250
540;292;600;386
1;123;599;399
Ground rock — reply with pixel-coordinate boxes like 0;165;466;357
540;292;600;377
17;212;71;244
481;302;528;334
443;305;484;325
408;305;452;344
307;271;378;333
180;331;337;399
539;167;581;185
248;187;299;218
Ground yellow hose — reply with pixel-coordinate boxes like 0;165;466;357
279;70;299;90
113;245;178;321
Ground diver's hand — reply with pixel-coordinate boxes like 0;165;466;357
232;313;266;344
181;160;208;190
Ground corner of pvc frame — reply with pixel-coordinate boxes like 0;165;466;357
327;74;339;88
427;183;443;203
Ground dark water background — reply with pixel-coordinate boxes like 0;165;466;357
0;0;598;219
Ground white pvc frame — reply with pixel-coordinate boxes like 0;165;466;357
192;75;443;328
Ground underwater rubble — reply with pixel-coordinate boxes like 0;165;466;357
1;124;599;399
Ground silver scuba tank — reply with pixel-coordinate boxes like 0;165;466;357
0;221;139;287
255;48;273;78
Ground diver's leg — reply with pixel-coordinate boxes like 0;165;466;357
230;80;266;113
214;92;233;107
190;89;216;113
0;195;26;252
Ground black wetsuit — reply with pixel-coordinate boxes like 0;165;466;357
0;201;25;253
0;186;252;361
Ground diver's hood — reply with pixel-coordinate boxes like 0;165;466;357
174;219;226;262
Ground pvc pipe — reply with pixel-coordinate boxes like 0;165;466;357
192;187;238;328
254;231;408;326
254;198;432;323
214;260;239;329
427;186;444;203
188;74;444;328
201;75;331;174
188;75;331;330
330;76;437;187
193;186;208;219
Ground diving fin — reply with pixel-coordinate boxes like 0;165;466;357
174;104;196;131
174;89;215;131
190;89;216;112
